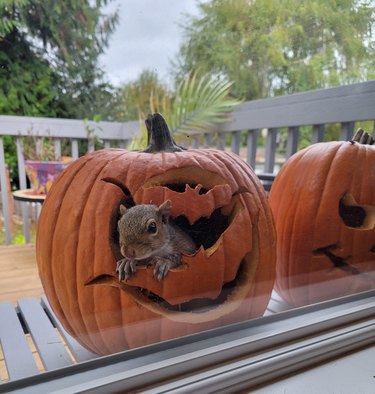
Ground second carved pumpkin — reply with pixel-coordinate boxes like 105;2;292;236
269;130;375;307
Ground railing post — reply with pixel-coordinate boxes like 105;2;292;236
191;135;200;149
264;128;278;173
286;126;299;159
312;124;325;144
0;137;12;244
54;139;62;160
204;133;213;148
16;137;30;243
340;121;355;140
71;139;79;159
119;140;128;149
246;129;258;169
231;130;242;156
88;138;95;153
217;132;226;151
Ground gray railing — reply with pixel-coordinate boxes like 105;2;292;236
1;80;375;244
0;118;139;244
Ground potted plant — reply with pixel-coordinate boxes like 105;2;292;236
22;134;73;195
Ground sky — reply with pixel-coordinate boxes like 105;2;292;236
99;0;202;87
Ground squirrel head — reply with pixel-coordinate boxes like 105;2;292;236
117;201;172;260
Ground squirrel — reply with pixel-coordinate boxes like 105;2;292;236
116;200;197;281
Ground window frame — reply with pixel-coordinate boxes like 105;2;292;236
1;289;374;393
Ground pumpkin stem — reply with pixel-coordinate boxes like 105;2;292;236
143;113;186;153
351;128;375;145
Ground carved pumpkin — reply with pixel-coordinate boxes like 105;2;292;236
36;113;276;355
269;129;375;307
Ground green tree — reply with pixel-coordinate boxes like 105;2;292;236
175;0;375;100
1;0;119;186
0;0;118;118
0;29;63;117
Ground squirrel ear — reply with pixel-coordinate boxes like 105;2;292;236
158;200;172;220
119;204;127;216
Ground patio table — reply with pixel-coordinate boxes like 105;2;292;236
12;189;46;204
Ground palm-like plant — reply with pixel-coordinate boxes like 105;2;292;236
128;72;241;150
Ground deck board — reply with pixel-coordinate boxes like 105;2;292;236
0;244;43;304
0;302;39;380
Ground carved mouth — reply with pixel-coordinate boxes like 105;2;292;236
86;246;257;324
89;259;245;314
86;220;259;324
313;244;375;280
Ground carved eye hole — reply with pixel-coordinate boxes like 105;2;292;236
339;193;375;230
146;220;158;234
339;197;366;228
370;245;375;253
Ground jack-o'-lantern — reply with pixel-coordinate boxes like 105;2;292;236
269;129;375;307
36;113;276;355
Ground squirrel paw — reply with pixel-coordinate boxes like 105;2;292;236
153;255;180;281
116;258;137;281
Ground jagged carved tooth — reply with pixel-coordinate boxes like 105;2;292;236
194;184;203;193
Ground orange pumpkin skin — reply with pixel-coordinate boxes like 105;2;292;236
269;139;375;307
36;115;276;355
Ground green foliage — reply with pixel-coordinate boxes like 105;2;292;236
22;135;56;161
128;72;241;150
0;0;119;119
0;0;27;37
0;216;36;244
174;0;375;99
12;233;26;245
166;73;241;134
18;0;118;82
0;30;64;117
117;70;170;121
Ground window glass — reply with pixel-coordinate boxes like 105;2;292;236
0;0;374;378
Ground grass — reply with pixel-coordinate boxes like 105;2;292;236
0;215;37;244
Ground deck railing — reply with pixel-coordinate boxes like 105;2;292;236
1;80;374;244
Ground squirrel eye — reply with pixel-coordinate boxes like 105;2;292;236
147;221;157;234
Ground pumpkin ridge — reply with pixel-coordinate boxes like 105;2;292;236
296;150;323;302
223;152;262;198
81;153;136;353
271;145;329;303
343;144;361;273
209;151;239;190
292;147;324;298
66;154;119;353
112;150;142;196
38;153;106;337
301;144;344;303
313;143;350;252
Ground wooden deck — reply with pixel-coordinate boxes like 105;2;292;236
0;244;43;304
